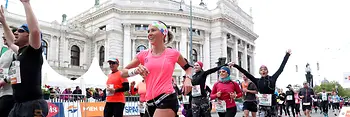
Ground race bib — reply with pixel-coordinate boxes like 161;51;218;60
9;61;21;84
257;94;272;106
139;102;146;113
106;84;114;96
286;95;293;100
278;100;284;104
183;95;190;104
322;93;327;101
333;100;339;103
303;102;310;105
215;100;226;113
192;85;201;97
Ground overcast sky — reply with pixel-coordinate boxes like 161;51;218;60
2;0;350;88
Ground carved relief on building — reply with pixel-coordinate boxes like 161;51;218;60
68;38;85;52
42;33;51;43
96;40;105;50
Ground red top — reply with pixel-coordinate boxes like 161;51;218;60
210;81;243;108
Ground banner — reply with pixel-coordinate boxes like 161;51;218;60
80;102;105;117
47;102;65;117
124;101;139;115
63;102;82;117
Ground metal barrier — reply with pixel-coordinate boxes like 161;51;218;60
45;94;244;117
46;94;141;117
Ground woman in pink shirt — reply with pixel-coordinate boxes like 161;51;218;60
210;66;242;117
130;80;147;117
121;21;193;117
294;91;301;117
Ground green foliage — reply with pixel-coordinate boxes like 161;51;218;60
313;81;350;97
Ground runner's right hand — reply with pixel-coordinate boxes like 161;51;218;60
0;5;6;24
0;79;5;87
216;91;222;97
135;65;149;77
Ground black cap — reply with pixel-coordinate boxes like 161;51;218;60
286;84;292;88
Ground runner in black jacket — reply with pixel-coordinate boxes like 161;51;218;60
231;49;291;116
191;61;231;117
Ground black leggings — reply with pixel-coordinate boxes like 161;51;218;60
218;106;237;117
278;104;286;115
295;103;300;114
104;102;125;117
286;102;295;117
321;101;328;114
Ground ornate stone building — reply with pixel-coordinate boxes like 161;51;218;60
0;0;258;86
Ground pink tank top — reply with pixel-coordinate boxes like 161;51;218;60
137;48;180;101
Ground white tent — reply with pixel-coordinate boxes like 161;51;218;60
41;54;79;89
79;57;108;89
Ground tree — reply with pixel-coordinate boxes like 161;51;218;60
313;81;350;97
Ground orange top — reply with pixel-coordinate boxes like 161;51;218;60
242;81;249;89
106;71;128;103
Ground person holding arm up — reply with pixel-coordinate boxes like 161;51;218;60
231;49;291;116
0;0;48;116
120;21;192;117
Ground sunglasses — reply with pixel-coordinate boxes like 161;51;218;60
219;70;227;73
17;29;27;33
108;62;118;65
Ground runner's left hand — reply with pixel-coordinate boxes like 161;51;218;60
183;77;192;94
107;88;115;94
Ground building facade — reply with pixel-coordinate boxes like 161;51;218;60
0;0;258;86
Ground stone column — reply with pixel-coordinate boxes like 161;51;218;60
123;23;132;67
203;31;211;85
234;37;239;79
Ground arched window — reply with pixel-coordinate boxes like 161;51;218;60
71;45;80;66
99;46;105;66
136;45;147;54
42;40;48;59
192;49;198;62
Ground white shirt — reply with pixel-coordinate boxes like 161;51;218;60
0;48;15;97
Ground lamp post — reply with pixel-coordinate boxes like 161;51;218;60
174;0;205;64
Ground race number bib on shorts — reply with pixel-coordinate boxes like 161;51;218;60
278;100;284;104
215;100;226;113
191;85;201;97
257;94;272;106
139;102;146;113
303;102;310;105
183;95;190;104
286;95;293;100
9;61;21;84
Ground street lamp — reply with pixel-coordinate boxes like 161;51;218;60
175;0;194;64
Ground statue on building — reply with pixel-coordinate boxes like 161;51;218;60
305;63;313;87
95;0;100;6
